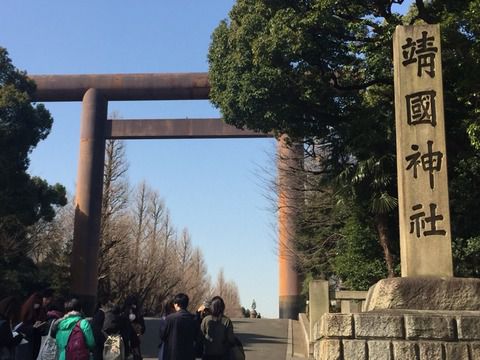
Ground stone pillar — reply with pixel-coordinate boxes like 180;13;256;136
71;88;107;315
277;135;303;319
393;25;453;277
309;280;329;341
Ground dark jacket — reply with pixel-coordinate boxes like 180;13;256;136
159;309;199;360
91;306;128;360
0;317;23;359
91;308;106;360
14;319;48;360
119;314;140;356
0;318;14;348
200;315;235;358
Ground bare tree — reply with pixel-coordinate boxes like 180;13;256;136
171;229;212;311
97;137;131;300
120;184;194;315
27;118;217;313
28;201;73;263
132;181;149;268
213;269;242;318
25;197;75;296
187;248;212;310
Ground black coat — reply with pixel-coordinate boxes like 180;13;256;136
159;309;199;360
0;318;14;347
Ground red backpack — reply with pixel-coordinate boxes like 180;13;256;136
65;320;89;360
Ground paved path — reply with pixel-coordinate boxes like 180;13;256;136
142;317;309;360
233;318;308;360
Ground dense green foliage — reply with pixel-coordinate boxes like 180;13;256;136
295;180;390;291
209;0;480;288
0;47;67;297
332;213;389;290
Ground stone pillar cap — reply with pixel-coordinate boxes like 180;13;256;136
364;277;480;312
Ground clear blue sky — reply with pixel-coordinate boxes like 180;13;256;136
1;0;413;318
1;0;279;317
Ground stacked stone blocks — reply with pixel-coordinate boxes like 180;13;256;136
313;312;480;359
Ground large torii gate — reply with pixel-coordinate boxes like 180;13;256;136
30;73;302;319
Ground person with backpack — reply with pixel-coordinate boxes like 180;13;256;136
92;299;132;360
200;297;236;360
52;298;95;360
101;304;125;360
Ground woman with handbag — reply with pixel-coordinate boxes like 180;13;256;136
37;299;64;360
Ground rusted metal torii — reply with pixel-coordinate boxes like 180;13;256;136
30;73;302;318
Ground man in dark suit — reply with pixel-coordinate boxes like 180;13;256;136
159;293;199;360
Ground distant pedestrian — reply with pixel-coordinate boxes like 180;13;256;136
122;295;144;360
41;289;55;310
0;296;23;360
200;296;236;360
52;298;95;360
159;293;199;360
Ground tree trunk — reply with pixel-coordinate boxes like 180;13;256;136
374;214;395;277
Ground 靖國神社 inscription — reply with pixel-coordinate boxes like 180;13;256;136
394;24;453;277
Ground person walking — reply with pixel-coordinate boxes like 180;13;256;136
91;300;108;360
91;300;129;360
122;295;144;360
102;304;125;360
52;298;95;360
159;293;199;360
16;292;48;360
36;298;65;360
200;297;235;360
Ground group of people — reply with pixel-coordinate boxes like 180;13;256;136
0;290;243;360
159;293;242;360
0;290;145;360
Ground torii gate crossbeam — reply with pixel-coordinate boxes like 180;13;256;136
30;73;302;319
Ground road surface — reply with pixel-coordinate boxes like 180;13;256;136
142;317;310;359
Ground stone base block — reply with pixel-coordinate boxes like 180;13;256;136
313;310;480;359
364;277;480;311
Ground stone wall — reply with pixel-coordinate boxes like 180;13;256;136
313;311;480;359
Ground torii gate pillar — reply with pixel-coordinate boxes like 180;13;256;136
30;73;303;318
71;88;107;314
277;136;303;319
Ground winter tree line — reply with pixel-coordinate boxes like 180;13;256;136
28;139;243;317
0;50;243;316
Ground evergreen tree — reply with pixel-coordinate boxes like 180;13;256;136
0;47;66;296
208;0;480;283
